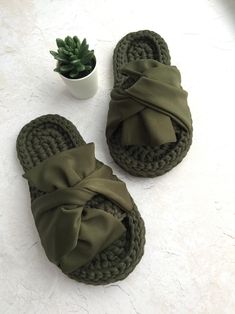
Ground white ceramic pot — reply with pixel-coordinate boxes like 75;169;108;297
60;63;98;99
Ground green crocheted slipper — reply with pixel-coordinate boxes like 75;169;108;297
16;114;145;285
106;30;193;177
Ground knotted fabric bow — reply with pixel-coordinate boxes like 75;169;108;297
106;60;192;146
24;143;133;273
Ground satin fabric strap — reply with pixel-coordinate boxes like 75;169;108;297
24;143;133;273
106;59;192;146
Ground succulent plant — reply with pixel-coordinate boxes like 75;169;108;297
50;36;95;79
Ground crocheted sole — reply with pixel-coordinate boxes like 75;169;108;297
16;114;145;285
107;30;192;177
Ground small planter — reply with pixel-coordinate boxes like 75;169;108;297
50;36;98;100
60;61;98;99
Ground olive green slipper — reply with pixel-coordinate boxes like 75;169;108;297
16;114;145;285
106;30;193;177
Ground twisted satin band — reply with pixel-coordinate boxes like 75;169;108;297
24;143;133;273
107;60;192;146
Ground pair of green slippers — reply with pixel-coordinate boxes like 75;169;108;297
16;30;192;285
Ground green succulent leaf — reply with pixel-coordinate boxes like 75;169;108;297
84;65;92;71
50;50;58;58
81;51;94;64
58;52;68;60
60;64;74;72
64;44;73;52
54;56;68;63
81;38;87;47
78;39;87;57
76;64;85;72
56;38;65;48
71;59;82;65
73;36;81;48
74;48;80;56
69;70;80;78
65;36;75;48
69;55;78;61
58;47;70;56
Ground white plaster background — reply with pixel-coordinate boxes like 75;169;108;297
0;0;235;313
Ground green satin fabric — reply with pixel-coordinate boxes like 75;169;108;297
106;60;192;146
24;143;133;273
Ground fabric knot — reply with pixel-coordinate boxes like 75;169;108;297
24;143;133;273
106;59;192;146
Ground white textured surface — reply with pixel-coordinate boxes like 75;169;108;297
1;0;235;313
